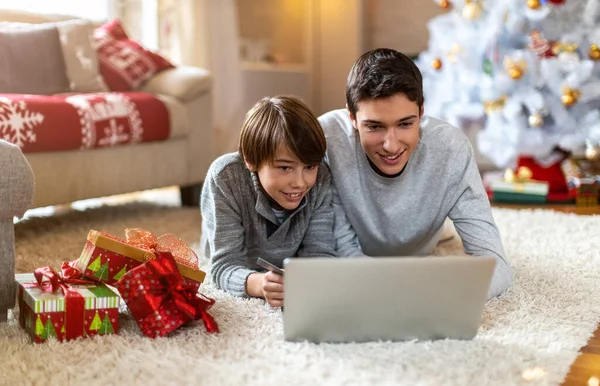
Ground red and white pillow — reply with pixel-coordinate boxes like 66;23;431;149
93;20;174;92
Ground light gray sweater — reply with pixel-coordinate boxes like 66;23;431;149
200;152;336;297
319;109;512;299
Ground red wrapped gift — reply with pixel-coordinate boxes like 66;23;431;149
74;229;206;290
115;251;218;338
16;263;120;343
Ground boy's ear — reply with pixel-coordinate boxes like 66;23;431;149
345;104;358;131
244;158;256;172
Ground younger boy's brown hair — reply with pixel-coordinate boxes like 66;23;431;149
239;95;326;170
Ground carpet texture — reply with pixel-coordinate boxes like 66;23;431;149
2;203;600;386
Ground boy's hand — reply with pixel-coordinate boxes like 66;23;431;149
262;271;284;307
246;271;285;307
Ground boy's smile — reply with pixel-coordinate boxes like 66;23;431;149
349;93;422;176
251;145;319;211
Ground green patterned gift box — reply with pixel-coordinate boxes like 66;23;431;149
16;273;120;343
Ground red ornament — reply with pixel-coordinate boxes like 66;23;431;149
546;0;565;4
529;31;557;58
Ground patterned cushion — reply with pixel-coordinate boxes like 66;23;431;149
55;19;108;93
94;20;174;92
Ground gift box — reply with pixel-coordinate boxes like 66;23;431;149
561;156;600;206
490;166;550;204
16;268;120;343
74;229;206;289
115;252;218;338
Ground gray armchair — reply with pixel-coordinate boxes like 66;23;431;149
0;140;34;321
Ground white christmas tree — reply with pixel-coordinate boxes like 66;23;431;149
418;0;600;168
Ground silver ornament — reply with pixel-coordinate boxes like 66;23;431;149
528;112;544;128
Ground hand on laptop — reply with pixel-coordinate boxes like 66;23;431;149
246;271;285;307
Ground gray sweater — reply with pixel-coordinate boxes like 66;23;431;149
319;110;512;299
200;152;336;297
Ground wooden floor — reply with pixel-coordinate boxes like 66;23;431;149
492;203;600;385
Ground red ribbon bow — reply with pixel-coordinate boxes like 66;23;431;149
116;252;218;338
31;262;98;341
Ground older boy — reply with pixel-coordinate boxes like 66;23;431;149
319;48;512;299
201;95;336;307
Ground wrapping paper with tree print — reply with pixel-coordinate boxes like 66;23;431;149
74;230;206;290
16;273;119;343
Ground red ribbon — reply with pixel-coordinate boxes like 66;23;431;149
32;263;98;341
118;252;218;336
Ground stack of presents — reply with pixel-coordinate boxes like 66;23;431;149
16;229;218;344
485;154;600;206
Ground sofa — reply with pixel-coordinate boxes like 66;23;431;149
0;9;214;208
0;140;35;321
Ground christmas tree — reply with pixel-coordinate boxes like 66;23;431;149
112;265;127;281
94;262;109;281
100;313;114;335
89;311;102;332
35;316;44;337
418;0;600;168
43;319;57;340
87;255;102;272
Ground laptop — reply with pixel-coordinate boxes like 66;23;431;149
283;256;495;343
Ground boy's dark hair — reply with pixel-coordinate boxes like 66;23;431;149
239;95;326;169
346;48;424;117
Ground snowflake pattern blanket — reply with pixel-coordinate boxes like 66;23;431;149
0;93;170;153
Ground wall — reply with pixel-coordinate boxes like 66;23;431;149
237;0;307;64
312;0;365;116
365;0;444;56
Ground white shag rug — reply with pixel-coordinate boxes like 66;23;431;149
2;202;600;386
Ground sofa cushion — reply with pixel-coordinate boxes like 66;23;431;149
154;94;188;140
0;20;107;93
94;20;174;92
0;93;171;153
0;23;70;95
55;19;108;93
140;66;212;103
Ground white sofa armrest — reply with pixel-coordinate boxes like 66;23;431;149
0;141;35;219
139;66;212;103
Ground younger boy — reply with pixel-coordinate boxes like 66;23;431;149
201;95;336;307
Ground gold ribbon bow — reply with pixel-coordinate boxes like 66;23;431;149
124;228;199;270
504;166;534;183
94;228;199;270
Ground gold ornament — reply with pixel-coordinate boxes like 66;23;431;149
527;0;542;10
561;87;581;107
432;58;443;70
504;166;533;183
483;96;508;114
588;44;600;61
438;0;451;10
462;0;483;20
509;67;524;79
503;57;527;80
551;41;579;55
528;112;544;127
